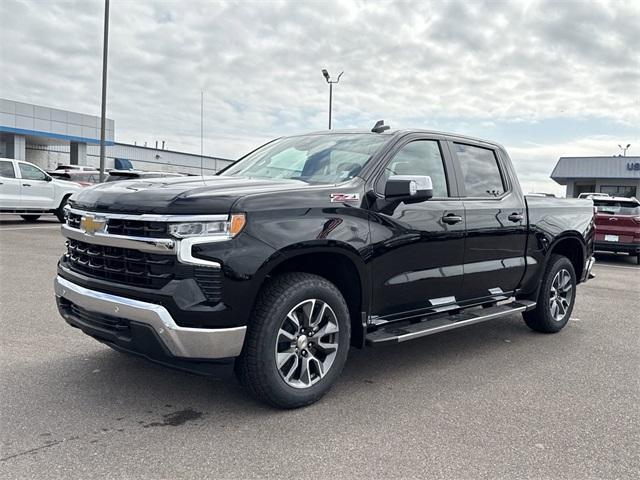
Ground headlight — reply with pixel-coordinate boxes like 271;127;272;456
168;213;246;239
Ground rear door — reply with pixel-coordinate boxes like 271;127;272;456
17;162;55;208
448;141;528;301
0;160;21;208
368;135;465;320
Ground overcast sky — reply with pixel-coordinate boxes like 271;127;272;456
1;0;639;193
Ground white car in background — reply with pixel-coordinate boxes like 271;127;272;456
0;158;83;222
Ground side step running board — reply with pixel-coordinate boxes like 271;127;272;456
366;300;536;346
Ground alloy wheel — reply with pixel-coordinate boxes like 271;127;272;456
275;299;340;389
549;268;573;321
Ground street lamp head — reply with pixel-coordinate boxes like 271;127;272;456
322;69;330;81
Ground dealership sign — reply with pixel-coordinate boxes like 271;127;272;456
627;162;640;171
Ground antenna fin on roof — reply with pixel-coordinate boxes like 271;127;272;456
371;120;390;133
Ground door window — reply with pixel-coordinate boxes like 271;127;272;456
18;163;47;181
0;160;16;178
379;141;449;197
454;143;505;197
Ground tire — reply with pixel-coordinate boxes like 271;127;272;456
523;254;576;333
20;215;41;222
55;196;70;223
235;272;351;409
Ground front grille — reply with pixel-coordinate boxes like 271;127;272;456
66;239;174;288
67;211;81;229
107;219;167;238
66;211;167;238
64;210;224;303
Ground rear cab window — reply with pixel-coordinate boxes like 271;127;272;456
454;143;506;198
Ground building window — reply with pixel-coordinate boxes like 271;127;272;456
600;185;638;198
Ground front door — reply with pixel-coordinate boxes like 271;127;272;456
368;137;465;320
18;162;54;208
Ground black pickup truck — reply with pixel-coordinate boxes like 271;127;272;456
54;125;595;408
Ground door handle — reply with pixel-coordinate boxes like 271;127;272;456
22;183;31;187
442;214;463;225
508;213;523;222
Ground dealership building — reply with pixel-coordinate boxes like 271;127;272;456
0;98;233;174
551;156;640;198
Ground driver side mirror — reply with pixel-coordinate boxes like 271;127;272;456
384;175;433;202
45;174;53;182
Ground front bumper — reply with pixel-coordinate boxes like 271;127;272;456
55;275;246;360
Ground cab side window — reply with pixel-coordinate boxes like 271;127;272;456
454;143;505;197
0;160;16;178
18;163;47;181
379;141;448;197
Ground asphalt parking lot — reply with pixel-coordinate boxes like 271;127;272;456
0;214;638;479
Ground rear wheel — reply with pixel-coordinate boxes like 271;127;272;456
20;215;41;222
523;254;576;333
235;272;351;408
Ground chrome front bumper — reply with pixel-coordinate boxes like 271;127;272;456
54;276;246;359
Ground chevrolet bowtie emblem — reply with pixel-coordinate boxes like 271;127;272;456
80;215;106;235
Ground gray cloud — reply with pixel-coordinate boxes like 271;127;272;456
1;0;639;191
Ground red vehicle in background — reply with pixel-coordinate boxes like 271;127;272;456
593;196;640;265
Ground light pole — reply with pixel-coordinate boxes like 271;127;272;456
322;69;343;130
618;144;631;157
99;0;110;182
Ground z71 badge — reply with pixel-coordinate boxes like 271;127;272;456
330;193;360;203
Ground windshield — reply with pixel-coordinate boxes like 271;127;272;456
594;200;640;215
220;134;389;184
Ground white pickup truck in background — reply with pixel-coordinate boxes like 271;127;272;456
0;157;83;222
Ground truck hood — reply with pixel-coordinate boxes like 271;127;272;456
68;175;317;214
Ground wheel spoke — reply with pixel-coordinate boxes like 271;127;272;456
308;354;325;378
300;299;316;327
287;311;301;330
277;349;296;369
283;354;299;381
299;356;312;386
309;302;328;329
278;328;296;342
550;301;558;318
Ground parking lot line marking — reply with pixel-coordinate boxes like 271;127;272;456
0;225;61;231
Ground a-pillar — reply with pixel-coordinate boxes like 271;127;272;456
70;141;87;165
6;134;26;160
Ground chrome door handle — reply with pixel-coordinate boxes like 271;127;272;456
508;213;523;222
442;214;463;225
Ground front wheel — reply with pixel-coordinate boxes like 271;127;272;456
55;196;70;223
235;272;351;408
523;254;576;333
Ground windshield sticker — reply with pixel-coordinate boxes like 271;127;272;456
331;193;360;203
